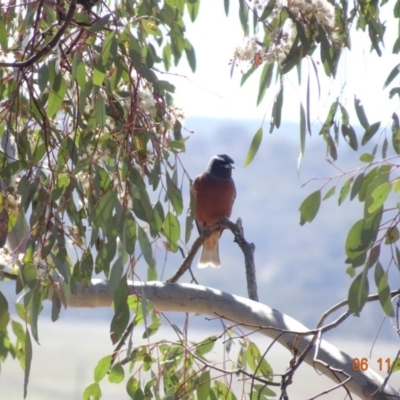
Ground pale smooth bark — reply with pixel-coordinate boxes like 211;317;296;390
65;279;398;400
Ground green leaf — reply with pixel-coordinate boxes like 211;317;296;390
166;172;183;215
24;329;32;399
150;201;164;238
197;370;211;400
195;336;216;357
238;0;249;34
187;0;200;22
350;173;364;200
345;219;373;259
260;0;276;19
392;112;400;154
110;288;129;345
142;321;161;338
30;287;42;343
339;177;353;205
348;272;369;315
0;291;9;333
240;66;257;86
342;124;358;150
392;358;400;372
109;255;124;296
244;127;263;166
359;153;374;163
47;75;67;118
138;225;155;268
358;167;379;202
383;63;400;89
300;103;306;155
368;182;391;214
162;212;180;252
102;31;116;63
93;68;106;86
0;17;7;51
299;190;321;225
22;262;37;289
89;14;111;32
184;39;196;72
322;186;335;200
354;97;369;129
374;262;394;317
94;355;112;382
257;63;274;105
362;122;381;145
83;383;102;400
270;86;284;131
394;178;400;193
224;0;229;15
141;19;162;36
126;376;142;399
385;226;399;244
108;363;125;383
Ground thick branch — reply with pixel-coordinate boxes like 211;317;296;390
64;280;398;400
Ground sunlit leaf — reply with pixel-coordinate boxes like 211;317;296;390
83;383;102;400
94;355;112;382
244;127;263;166
323;186;335;200
108;363;125;383
359;153;374;163
162;212;180;252
368;182;391;213
339;177;353;205
299;190;321;225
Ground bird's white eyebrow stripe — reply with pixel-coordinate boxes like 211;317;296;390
214;155;233;163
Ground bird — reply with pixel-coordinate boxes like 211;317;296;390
191;154;236;268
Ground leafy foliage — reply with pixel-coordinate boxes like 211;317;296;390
0;0;400;397
0;0;196;395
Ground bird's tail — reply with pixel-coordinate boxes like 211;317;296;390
198;231;220;268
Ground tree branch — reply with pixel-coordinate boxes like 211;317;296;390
0;0;77;68
62;280;397;400
167;217;258;301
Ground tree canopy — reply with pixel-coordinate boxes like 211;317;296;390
0;0;400;398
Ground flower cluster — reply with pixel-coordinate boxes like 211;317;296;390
288;0;335;31
233;0;336;69
233;38;259;62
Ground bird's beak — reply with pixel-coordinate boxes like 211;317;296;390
225;163;235;169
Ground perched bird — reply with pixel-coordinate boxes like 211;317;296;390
191;154;236;268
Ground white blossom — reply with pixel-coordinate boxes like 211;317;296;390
138;87;155;114
233;38;259;61
289;0;335;30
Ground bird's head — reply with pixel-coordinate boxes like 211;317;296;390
207;154;235;179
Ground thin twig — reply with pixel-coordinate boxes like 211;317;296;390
0;0;77;68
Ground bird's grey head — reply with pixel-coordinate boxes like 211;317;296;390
206;154;235;179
